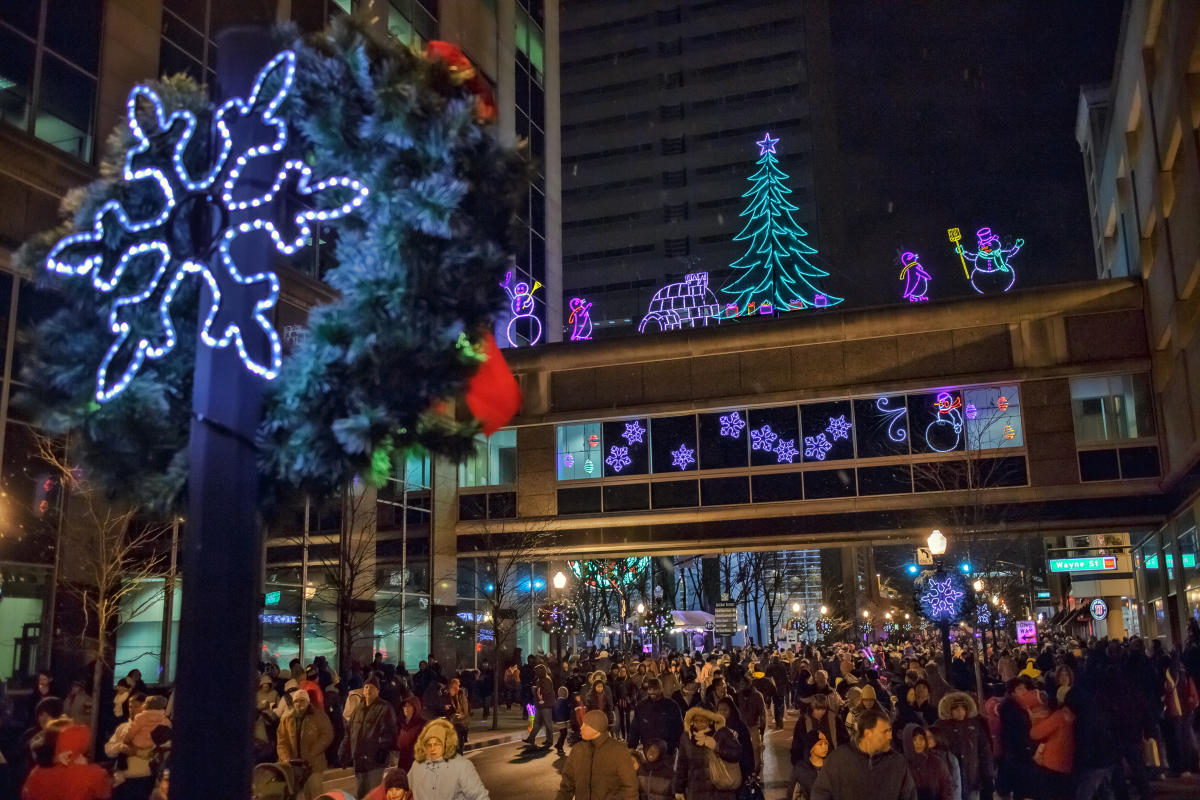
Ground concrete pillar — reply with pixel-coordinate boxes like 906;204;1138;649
97;0;162;143
541;0;562;342
429;454;459;667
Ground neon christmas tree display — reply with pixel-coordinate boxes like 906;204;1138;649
722;133;842;315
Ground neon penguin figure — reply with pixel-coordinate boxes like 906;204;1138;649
567;297;593;341
954;226;1023;294
899;251;931;302
501;270;542;346
925;391;964;452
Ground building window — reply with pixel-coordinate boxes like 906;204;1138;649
458;429;517;487
0;1;101;160
387;0;437;47
1070;374;1155;443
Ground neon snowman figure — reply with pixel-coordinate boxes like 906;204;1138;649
501;270;542;346
954;226;1023;295
899;251;931;302
567;296;593;341
925;391;964;452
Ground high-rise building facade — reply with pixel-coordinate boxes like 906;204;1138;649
1075;0;1200;640
558;0;840;337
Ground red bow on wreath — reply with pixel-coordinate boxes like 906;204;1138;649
426;40;497;123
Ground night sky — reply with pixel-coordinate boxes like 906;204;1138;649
826;0;1126;308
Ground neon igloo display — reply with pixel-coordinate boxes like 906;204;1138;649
638;271;722;334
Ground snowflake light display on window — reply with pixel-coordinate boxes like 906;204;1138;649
605;445;631;473
825;414;852;441
45;51;369;402
750;424;778;452
919;572;967;622
671;443;695;470
622;420;646;445
804;433;832;461
773;438;798;464
719;411;746;438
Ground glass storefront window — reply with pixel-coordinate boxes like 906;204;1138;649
114;578;181;684
1181;525;1198;623
1070;374;1155;443
459;429;517;487
556;422;603;480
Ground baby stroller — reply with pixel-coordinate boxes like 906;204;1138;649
251;761;311;800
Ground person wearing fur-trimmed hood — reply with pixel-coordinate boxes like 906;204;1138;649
673;706;743;800
409;718;489;800
932;692;993;800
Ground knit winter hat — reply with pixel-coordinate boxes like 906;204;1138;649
859;685;876;702
582;709;609;733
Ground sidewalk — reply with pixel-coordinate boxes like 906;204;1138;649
321;705;531;794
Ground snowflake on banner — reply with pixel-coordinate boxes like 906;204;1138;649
920;573;966;622
622;420;646;445
719;410;746;438
804;434;832;461
751;425;778;451
44;50;369;402
825;414;852;441
671;444;695;470
606;445;631;472
774;438;798;463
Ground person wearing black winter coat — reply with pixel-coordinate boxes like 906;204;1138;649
932;691;993;800
627;679;683;757
716;697;756;781
811;708;916;800
674;707;744;800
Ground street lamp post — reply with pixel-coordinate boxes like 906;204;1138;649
973;579;987;658
928;529;953;672
553;571;567;674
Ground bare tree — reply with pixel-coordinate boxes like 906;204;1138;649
36;433;168;753
462;517;558;730
569;575;610;645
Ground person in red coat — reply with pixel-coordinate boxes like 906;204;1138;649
21;724;111;800
394;695;427;772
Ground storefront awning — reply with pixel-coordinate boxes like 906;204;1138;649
671;610;714;630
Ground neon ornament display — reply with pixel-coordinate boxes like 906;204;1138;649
639;272;722;333
45;51;370;402
875;396;907;443
750;425;778;452
622;420;646;446
588;434;599;448
925;392;964;453
825;414;852;441
583;459;594;475
671;444;695;470
568;297;593;341
899;251;931;303
502;271;543;346
719;411;746;438
949;226;1023;295
774;438;798;464
562;454;574;469
920;572;966;622
804;433;832;461
605;445;631;473
965;403;978;420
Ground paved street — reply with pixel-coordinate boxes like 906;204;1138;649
467;711;798;800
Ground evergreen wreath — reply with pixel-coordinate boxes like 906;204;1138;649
14;18;527;511
538;601;577;636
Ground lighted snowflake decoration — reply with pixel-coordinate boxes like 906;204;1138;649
44;51;369;402
606;445;632;472
622;420;646;445
774;438;798;463
719;411;746;438
804;433;832;461
920;573;966;622
671;443;695;470
977;604;991;625
825;414;852;441
750;424;778;451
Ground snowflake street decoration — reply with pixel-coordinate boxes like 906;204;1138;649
45;50;369;402
719;410;746;438
774;438;798;464
622;420;646;445
977;605;991;625
606;445;631;473
750;424;778;452
825;414;852;441
920;573;966;622
804;433;832;461
671;443;695;470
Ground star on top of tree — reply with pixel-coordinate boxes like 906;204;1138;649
756;132;779;155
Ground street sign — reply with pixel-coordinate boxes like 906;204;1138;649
1036;591;1051;599
1016;620;1037;644
1144;553;1197;569
786;630;798;643
917;547;933;566
1048;556;1117;573
714;601;738;635
1089;598;1108;620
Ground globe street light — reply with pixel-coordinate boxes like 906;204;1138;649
927;529;947;556
820;605;828;615
927;529;952;673
636;602;645;615
553;571;567;591
973;579;984;593
862;609;870;618
792;601;801;614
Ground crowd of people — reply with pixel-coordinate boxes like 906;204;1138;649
1;619;1198;800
